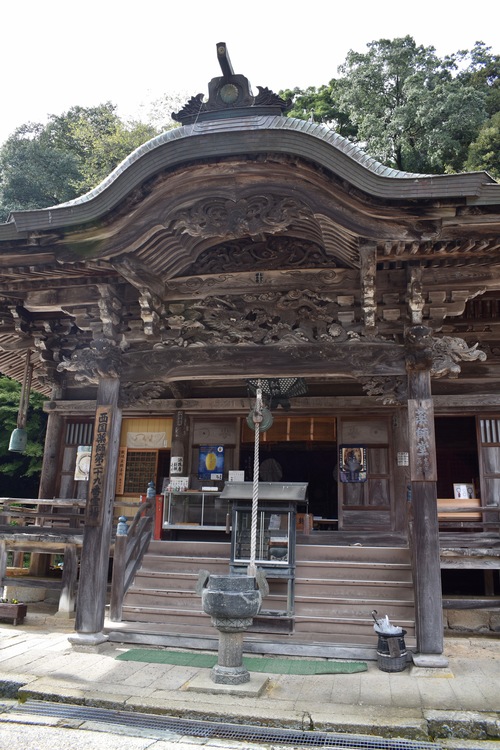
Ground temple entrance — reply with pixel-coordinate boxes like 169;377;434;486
239;439;338;522
435;416;480;498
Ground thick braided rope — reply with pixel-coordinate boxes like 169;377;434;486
248;392;262;576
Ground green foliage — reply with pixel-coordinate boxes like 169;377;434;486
281;36;498;175
0;376;46;495
0;40;498;219
0;123;80;219
142;92;187;133
280;84;356;138
454;42;500;117
465;111;500;179
0;103;158;220
335;36;488;172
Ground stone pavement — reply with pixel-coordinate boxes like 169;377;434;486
0;605;499;745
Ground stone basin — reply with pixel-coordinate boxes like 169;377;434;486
201;573;262;684
202;574;261;628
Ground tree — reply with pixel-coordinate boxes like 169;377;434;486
465;111;500;179
0;122;81;218
334;36;488;173
454;42;500;117
279;84;356;138
41;103;158;194
281;36;498;176
0;377;46;497
0;104;158;221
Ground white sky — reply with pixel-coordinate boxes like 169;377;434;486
1;0;499;146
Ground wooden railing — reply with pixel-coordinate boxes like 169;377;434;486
437;498;500;530
109;500;154;622
0;497;88;613
0;497;86;533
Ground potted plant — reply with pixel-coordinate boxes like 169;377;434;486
0;597;28;625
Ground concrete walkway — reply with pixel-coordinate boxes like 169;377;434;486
0;606;499;744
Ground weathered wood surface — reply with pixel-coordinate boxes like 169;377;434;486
38;386;64;499
407;367;443;655
440;530;500;569
75;376;122;636
59;543;78;615
44;394;500;416
442;598;500;609
110;500;154;622
409;482;444;654
0;498;86;505
2;575;62;589
0;528;84;540
0;603;27;625
407;399;437;482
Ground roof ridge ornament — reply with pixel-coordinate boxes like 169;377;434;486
172;42;291;125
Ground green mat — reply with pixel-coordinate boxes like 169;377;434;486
116;648;367;674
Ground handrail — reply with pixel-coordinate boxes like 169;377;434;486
109;499;154;622
0;496;87;531
0;497;85;505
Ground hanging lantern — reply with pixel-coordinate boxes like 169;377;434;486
8;349;33;453
247;377;307;410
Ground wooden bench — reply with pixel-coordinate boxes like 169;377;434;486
437;497;482;524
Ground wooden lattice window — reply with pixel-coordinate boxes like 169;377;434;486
241;416;336;443
479;418;500;445
122;450;158;494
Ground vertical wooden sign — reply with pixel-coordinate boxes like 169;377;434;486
115;447;127;495
407;399;437;482
86;406;113;526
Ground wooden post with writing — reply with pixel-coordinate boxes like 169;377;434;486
407;369;444;657
169;409;189;478
72;377;122;643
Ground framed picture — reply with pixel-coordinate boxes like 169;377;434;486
453;483;475;499
339;444;367;483
198;445;224;480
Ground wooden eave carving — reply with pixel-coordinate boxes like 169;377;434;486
1;116;498;238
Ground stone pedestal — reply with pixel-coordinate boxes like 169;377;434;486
202;574;261;685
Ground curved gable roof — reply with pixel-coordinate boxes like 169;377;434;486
2;114;499;237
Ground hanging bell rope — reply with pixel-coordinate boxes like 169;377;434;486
248;383;263;577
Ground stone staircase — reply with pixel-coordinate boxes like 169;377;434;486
104;539;415;658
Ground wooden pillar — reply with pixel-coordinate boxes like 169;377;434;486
392;408;410;533
38;385;64;499
0;541;7;598
57;544;78;617
359;243;377;330
169;409;189;479
30;385;65;578
71;376;122;645
407;369;446;662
